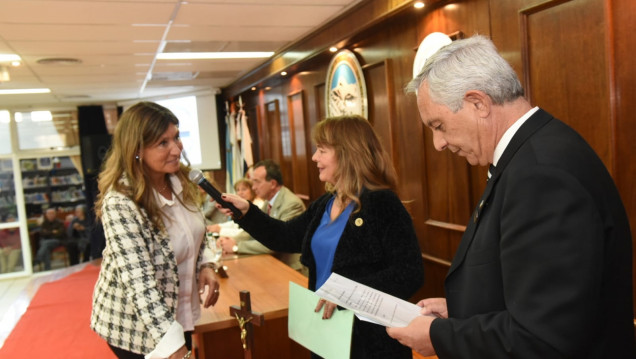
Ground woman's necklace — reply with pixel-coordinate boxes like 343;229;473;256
156;182;169;193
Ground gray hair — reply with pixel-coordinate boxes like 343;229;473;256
407;35;524;112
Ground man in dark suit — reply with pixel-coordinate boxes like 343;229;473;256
387;35;634;358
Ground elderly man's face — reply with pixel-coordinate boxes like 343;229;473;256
417;83;491;166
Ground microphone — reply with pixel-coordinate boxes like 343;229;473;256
188;169;243;219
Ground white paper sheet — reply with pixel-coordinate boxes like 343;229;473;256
315;273;422;327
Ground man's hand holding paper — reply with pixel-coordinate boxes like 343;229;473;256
315;273;430;328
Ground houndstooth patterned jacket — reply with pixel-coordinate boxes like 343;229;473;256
90;184;207;355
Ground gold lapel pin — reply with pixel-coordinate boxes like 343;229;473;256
355;218;364;227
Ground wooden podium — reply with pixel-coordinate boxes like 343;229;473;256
194;254;311;359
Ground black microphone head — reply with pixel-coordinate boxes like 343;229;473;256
188;168;204;184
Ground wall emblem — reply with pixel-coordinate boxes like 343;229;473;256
325;50;368;118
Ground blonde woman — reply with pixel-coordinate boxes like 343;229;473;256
91;102;220;359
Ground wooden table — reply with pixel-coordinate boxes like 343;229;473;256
194;254;310;359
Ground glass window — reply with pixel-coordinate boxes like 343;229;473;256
0;110;11;154
0;158;18;222
16;110;79;150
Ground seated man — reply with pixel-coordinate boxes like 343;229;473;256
215;160;307;275
0;214;22;273
33;207;67;270
67;204;91;264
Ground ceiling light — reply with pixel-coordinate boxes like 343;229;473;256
11;61;21;67
329;47;338;53
0;88;51;95
157;52;274;60
0;66;9;82
0;54;21;62
281;71;287;76
251;87;257;91
414;2;425;9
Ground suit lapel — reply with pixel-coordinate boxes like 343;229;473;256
446;109;553;277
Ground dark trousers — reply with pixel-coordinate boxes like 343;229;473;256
109;331;192;359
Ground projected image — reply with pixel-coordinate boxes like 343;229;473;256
156;96;202;166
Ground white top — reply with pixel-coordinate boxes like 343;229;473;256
147;174;210;358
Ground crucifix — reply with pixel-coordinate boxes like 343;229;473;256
229;290;264;359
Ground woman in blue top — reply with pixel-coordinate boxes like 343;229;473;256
219;115;424;358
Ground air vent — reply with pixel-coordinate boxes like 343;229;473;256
62;94;91;99
36;57;82;65
151;72;199;81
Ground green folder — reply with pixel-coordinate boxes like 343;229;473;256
288;282;354;359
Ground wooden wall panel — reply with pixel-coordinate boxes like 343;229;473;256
522;0;612;168
222;0;635;314
364;60;397;171
287;91;310;200
246;106;260;166
314;83;326;123
264;100;281;166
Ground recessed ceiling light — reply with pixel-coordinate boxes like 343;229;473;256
157;52;274;60
281;71;287;76
0;54;21;62
329;47;338;53
0;66;9;82
0;88;51;95
414;2;425;9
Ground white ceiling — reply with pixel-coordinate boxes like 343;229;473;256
0;0;362;110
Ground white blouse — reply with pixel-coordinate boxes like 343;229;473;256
147;174;212;358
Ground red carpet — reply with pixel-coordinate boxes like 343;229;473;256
0;265;115;358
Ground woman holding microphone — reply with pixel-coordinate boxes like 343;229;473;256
217;115;423;359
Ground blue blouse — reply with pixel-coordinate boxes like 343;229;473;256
311;196;355;289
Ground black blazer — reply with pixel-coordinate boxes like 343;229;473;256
430;109;635;358
237;189;424;359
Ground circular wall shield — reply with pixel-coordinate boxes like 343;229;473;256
325;50;368;118
413;32;452;79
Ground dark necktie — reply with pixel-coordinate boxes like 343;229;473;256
488;164;496;180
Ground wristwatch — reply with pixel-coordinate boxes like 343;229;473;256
232;244;239;253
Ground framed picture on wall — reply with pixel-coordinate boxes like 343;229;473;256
20;159;37;172
37;157;53;170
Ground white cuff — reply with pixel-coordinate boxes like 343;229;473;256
145;321;185;359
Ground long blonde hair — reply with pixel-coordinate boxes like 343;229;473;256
95;101;200;231
312;115;397;211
